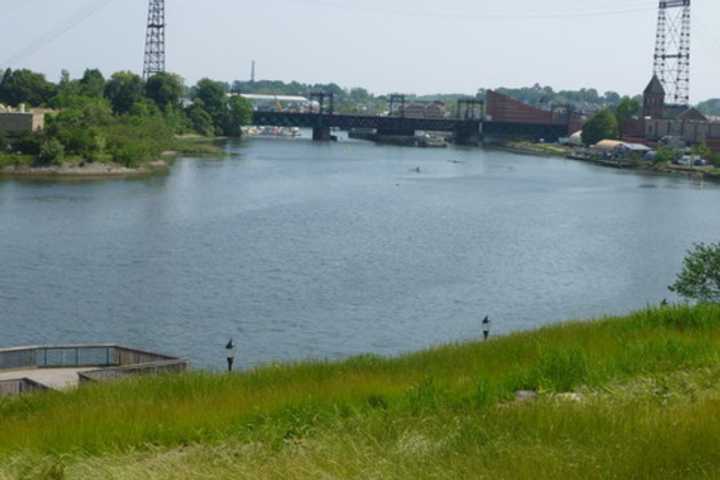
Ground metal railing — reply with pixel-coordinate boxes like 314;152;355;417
0;344;178;371
78;359;189;383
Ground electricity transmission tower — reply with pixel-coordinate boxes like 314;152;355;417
143;0;166;79
653;0;691;105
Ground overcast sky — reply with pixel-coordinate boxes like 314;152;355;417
1;0;718;101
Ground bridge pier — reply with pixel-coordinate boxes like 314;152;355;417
377;128;415;137
453;127;482;146
312;127;332;141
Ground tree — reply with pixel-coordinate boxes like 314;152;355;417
581;109;619;145
104;71;145;114
78;69;106;98
186;102;215;136
670;243;720;303
655;146;676;164
604;91;621;105
145;72;184;111
0;69;56;106
192;79;227;120
692;143;712;160
615;97;641;136
220;95;253;136
37;138;65;166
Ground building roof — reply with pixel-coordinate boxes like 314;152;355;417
644;75;666;96
622;143;652;152
593;140;651;152
237;94;310;103
593;140;625;151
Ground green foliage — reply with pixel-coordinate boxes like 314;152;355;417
128;98;160;118
104;71;145;114
481;84;626;110
105;115;174;167
530;348;589;392
670;242;720;303
711;153;720;168
615;96;641;134
12;132;43;155
190;81;252;136
8;305;720;478
692;142;712;159
162;106;192;134
37;138;65;166
186;103;216;136
581;108;619;145
193;78;227;121
78;69;106;98
0;68;56;107
655;146;676;164
49;95;113;127
221;95;253;136
145;72;184;111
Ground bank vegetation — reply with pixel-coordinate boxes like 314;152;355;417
4;305;720;478
0;69;252;177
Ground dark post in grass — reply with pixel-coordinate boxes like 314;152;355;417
482;316;491;341
226;339;236;372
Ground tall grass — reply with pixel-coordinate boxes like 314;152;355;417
4;304;720;478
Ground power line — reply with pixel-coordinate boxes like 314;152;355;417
1;0;116;68
290;0;658;22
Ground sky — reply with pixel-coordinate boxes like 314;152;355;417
1;0;719;101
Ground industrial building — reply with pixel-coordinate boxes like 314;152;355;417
623;75;720;152
0;105;45;135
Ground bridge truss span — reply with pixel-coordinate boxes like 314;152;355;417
251;112;482;145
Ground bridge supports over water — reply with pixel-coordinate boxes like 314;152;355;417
312;126;333;141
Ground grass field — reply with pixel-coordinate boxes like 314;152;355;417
4;304;720;479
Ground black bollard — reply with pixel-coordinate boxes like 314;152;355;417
225;338;236;372
482;315;491;341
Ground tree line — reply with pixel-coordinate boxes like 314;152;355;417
0;68;252;167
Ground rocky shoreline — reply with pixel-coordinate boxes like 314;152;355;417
0;159;170;179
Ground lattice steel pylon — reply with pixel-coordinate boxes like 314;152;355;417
143;0;166;79
653;0;691;105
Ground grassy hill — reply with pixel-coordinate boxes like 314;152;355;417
4;304;720;479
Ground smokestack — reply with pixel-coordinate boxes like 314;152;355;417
251;60;256;83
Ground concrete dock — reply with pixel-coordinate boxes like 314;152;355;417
0;344;189;397
0;368;96;391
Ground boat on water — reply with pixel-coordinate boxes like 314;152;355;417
243;126;302;138
417;133;448;148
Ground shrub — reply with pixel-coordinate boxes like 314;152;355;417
112;143;148;168
12;132;42;155
670;243;720;303
37;138;65;166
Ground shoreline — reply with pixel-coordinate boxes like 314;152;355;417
0;159;170;180
493;141;720;183
0;136;228;181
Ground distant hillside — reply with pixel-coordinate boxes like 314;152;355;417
232;79;720;117
697;99;720;116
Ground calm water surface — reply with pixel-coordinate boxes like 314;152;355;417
1;136;718;368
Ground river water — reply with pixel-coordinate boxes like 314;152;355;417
1;136;718;369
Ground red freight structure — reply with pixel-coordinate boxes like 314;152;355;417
485;90;555;125
483;90;582;140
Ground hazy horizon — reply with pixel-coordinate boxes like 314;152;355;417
1;0;719;100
